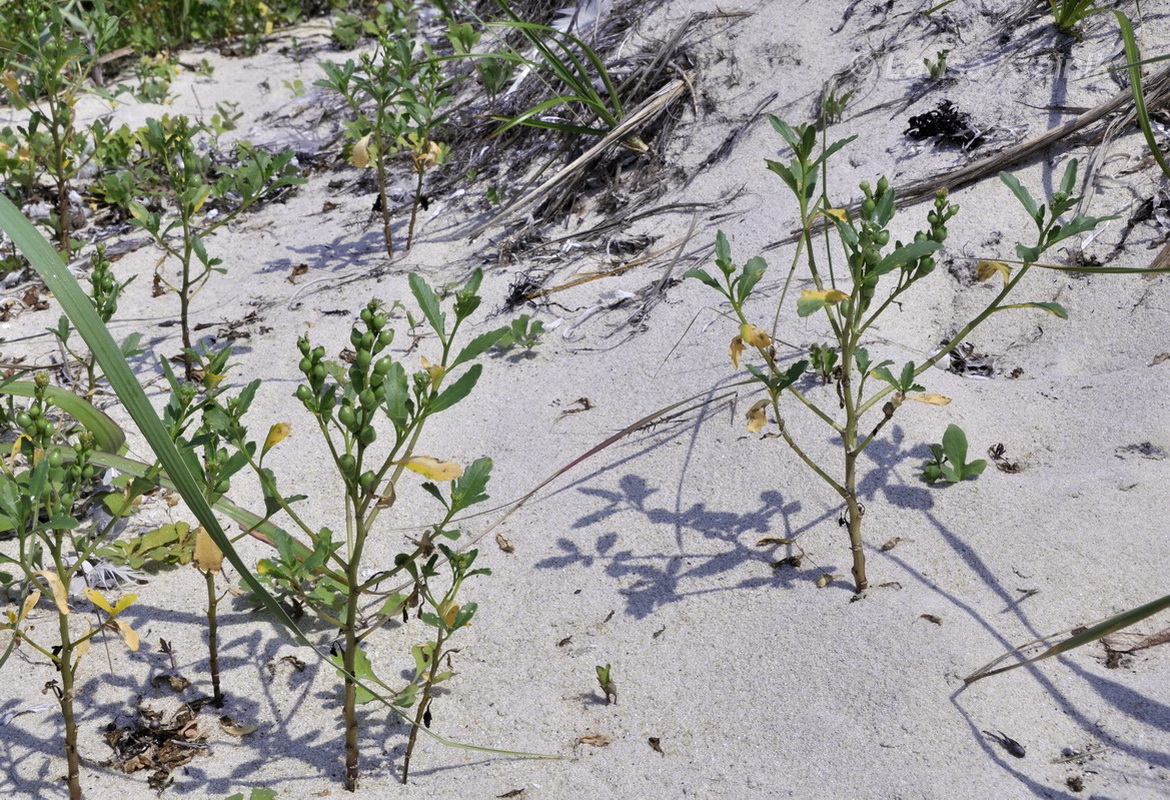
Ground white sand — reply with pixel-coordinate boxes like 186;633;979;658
2;2;1170;798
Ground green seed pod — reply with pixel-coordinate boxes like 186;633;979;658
80;465;95;482
861;198;876;217
295;384;313;404
360;332;375;352
350;327;364;348
360;306;373;326
299;357;313;375
338;454;356;475
372;313;386;332
215;479;231;495
358;389;375;409
875;230;890;247
374;356;393;376
356;349;372;371
47;449;64;468
16;412;32;429
298;337;311;357
338;405;357;429
359;470;376;489
358;425;376;446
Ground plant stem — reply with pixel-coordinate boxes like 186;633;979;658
407;168;424;251
204;569;223;708
342;510;365;791
56;613;83;800
402;628;446;784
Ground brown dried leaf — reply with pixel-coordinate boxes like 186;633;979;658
648;736;664;754
757;536;793;546
746;399;769;433
1133;625;1170;652
879;537;902;551
495;533;515;553
919;614;943;625
578;733;610;747
1149;352;1170;366
816;573;835;588
152;674;191;692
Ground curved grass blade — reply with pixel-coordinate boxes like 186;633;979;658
0;379;126;453
965;592;1170;684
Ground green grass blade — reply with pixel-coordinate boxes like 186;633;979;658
965;592;1170;683
1115;11;1170;179
0;379;126;453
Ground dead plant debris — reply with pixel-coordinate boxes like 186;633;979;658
103;700;211;791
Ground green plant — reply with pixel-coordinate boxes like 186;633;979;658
484;0;640;150
225;790;277;800
49;244;141;400
496;313;545;351
1048;0;1100;35
595;663;616;705
0;373;139;800
125;115;303;377
1;173;549;797
922;423;986;484
924;49;949;79
282;78;306;98
687;117;1122;594
317;5;455;255
229;278;508;788
821;87;852;124
210;100;244;135
0;4;117;254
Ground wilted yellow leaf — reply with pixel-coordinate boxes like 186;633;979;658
116;619;140;651
220;716;259;736
74;622;92;660
194;527;223;574
746;399;769;433
19;589;41;623
262;422;291;457
976;260;1011;285
906;393;952;406
83;586;114;614
729;335;745;369
442;602;459;627
816;573;836;588
350;133;372;168
256;558;273;575
739;323;771;348
36;570;70;615
801;288;849;304
395;456;463;481
821;208;849;223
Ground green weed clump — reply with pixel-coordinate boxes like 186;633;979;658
688;118;1118;594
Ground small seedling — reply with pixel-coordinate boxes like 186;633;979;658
924;49;949;79
496;314;545;352
1048;0;1100;36
821;87;853;124
923;424;987;484
595;663;617;705
808;343;838;383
